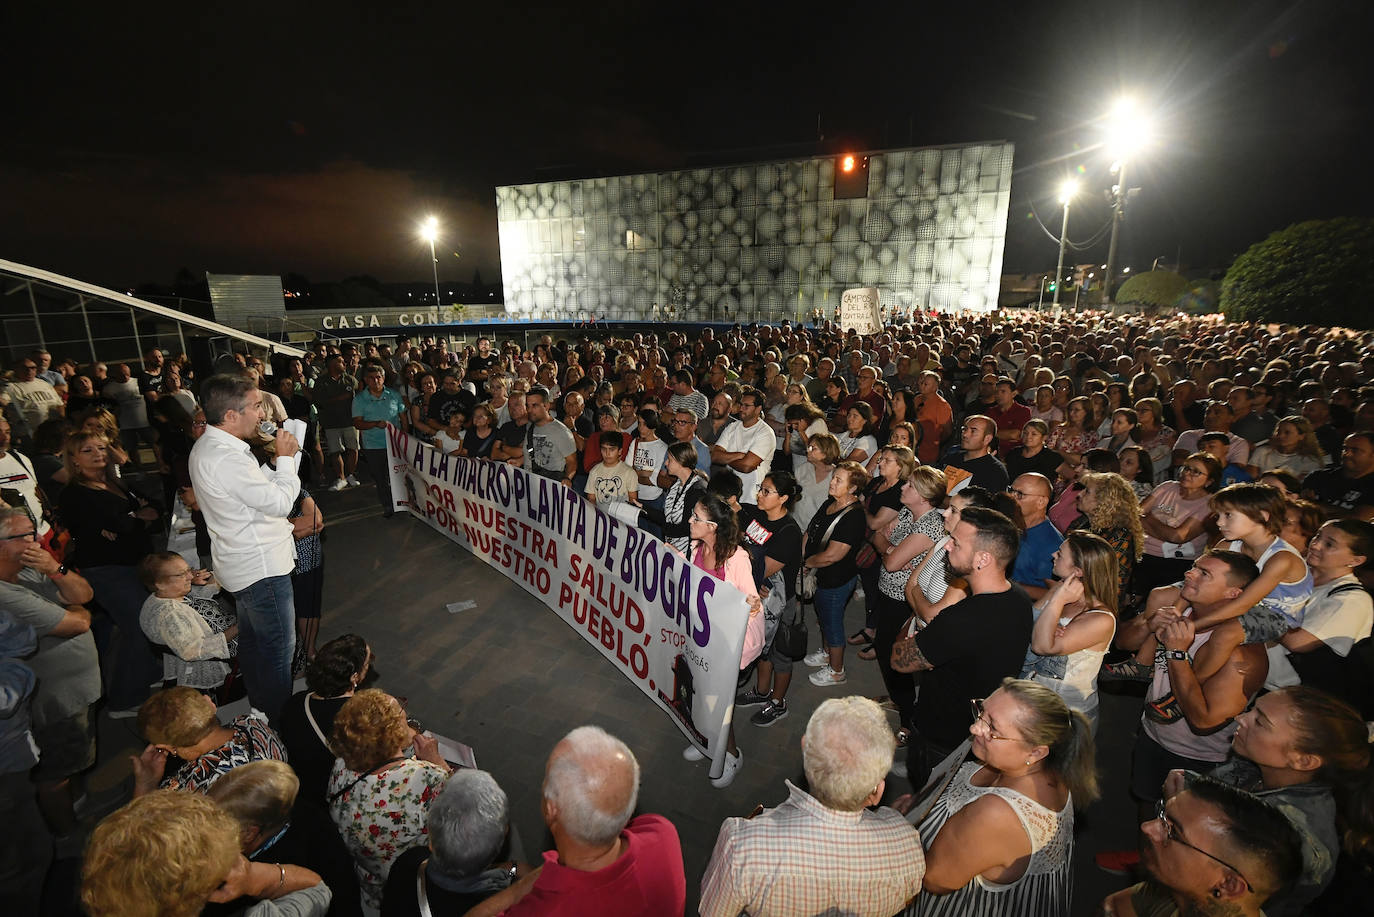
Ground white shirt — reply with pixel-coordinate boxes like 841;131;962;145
629;436;669;500
0;450;50;535
717;417;774;505
1265;574;1374;689
188;424;300;592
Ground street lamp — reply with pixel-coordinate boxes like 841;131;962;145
1053;179;1078;312
1101;98;1153;307
420;216;441;307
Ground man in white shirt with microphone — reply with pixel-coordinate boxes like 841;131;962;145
189;374;302;724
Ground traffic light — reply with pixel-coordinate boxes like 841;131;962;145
834;153;869;200
1048;281;1057;292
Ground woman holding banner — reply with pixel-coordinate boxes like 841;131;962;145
682;492;762;789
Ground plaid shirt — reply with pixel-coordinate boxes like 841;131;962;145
699;780;924;917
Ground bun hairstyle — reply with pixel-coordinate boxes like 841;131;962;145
765;470;802;512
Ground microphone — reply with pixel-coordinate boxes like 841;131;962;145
259;420;278;437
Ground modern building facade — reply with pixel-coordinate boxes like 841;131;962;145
496;141;1014;322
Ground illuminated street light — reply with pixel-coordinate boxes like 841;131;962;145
420;216;441;307
1052;179;1078;312
1101;97;1154;308
841;154;856;173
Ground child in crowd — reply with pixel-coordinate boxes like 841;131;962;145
432;407;468;457
137;551;237;695
1199;432;1252;487
585;431;638;507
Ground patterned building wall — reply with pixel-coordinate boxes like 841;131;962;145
496;142;1013;321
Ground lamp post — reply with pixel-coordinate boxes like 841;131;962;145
1101;98;1152;307
1053;179;1078;312
420;216;441;308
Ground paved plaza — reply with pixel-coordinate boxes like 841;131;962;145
85;482;1146;915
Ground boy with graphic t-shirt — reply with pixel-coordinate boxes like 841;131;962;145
585;432;638;507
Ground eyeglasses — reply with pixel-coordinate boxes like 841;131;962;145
756;486;778;496
671;419;693;426
970;698;1020;742
688;515;716;526
164;568;195;580
1154;799;1254;893
1006;487;1035;499
1179;467;1207;477
0;530;37;542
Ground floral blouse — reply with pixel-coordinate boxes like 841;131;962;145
160;713;287;794
1048;426;1097;458
327;756;450;907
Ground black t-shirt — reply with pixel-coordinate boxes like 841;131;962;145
739;506;803;599
940;448;1010;494
803;498;867;588
497;419;529;448
463;426;498;459
428;389;477;426
913;587;1034;748
864;478;903;526
1303;468;1374;515
1006;446;1063;482
467;354;500;389
137;369;163;395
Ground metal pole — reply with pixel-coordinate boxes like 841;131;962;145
429;237;441;308
1102;160;1127;307
1052;198;1071;310
26;280;47;349
1038;275;1046;310
78;295;97;363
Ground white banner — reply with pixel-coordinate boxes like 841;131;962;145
386;426;750;768
840;286;882;334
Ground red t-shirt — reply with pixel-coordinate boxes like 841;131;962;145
502;814;686;917
986;401;1031;455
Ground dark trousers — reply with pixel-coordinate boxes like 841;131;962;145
358;447;394;515
873;591;917;731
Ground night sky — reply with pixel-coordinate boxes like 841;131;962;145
2;0;1369;292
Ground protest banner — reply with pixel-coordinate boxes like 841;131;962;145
839;286;882;334
386;425;751;773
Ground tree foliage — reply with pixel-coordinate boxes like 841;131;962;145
1115;270;1189;309
1221;217;1374;327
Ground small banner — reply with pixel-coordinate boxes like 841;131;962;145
839;286;882;334
386;425;750;769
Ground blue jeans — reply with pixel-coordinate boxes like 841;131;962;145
813;577;857;648
84;564;162;709
233;574;296;724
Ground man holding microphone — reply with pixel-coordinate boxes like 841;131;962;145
189;374;301;724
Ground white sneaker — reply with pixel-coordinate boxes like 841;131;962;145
346;474;361;488
808;665;848;687
682;745;705;762
710;749;743;788
328;478;348;492
802;648;829;667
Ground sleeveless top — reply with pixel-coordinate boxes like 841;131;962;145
907;762;1074;917
879;508;946;600
1142;627;1238;762
1226;536;1313;628
916;536;953;604
1022;607;1117;730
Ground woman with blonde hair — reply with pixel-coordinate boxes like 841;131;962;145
1048;396;1097;471
1022;532;1119;729
1074;471;1145;609
1246;415;1329;482
131;686;287;796
898;678;1096;916
82;790;328;917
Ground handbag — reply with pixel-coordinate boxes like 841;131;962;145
774;596;808;661
797;502;859;602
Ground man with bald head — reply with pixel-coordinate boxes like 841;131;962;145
477;726;686;916
1008;472;1063;599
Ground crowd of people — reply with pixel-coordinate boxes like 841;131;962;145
3;308;1374;915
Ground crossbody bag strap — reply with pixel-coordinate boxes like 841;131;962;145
417;858;433;917
819;502;857;549
328;755;408;804
304;694;329;748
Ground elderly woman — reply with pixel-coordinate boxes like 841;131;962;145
795;431;840;525
381;769;525;916
82;790;329;916
328;689;453;908
58;430;162;714
800;462;870;684
898;679;1097;916
137;551;237;694
132;686;287;796
210;760;364;916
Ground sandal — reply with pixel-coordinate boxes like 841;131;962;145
847;628;875;646
857;644;877;660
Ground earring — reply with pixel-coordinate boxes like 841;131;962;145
1211;889;1221;899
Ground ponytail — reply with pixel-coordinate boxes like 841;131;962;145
1282;686;1374;864
1000;678;1100;805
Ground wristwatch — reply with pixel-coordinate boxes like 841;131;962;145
54;564;68;576
1167;649;1191;663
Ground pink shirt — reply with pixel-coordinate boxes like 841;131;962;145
694;543;765;668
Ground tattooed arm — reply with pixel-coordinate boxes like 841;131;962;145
891;638;934;674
